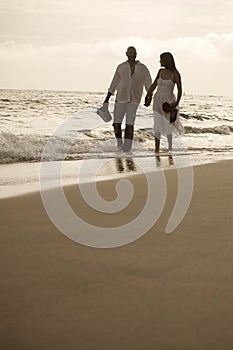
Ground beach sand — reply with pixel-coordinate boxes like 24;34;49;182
1;160;233;349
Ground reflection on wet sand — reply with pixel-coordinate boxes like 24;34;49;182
155;155;161;167
168;154;174;165
155;154;174;167
115;158;137;173
115;154;175;174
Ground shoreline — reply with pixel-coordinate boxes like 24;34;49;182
1;152;233;199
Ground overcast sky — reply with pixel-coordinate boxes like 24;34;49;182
0;0;233;95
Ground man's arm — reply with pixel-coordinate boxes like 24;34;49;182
104;92;112;103
103;66;120;103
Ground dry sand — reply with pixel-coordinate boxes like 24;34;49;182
1;160;233;349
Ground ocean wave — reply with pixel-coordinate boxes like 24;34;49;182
25;99;43;104
0;132;49;163
0;98;11;102
184;125;233;135
0;126;232;164
0;131;114;164
180;113;213;120
0;129;149;163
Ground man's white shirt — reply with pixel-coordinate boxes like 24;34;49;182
108;61;152;104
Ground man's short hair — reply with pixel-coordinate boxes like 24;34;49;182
126;46;137;53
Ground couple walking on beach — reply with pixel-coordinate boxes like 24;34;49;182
102;46;183;154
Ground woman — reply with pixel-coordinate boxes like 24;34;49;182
145;52;184;155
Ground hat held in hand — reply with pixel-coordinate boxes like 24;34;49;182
162;102;178;123
162;102;173;113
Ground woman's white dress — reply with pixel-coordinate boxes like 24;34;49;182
153;77;184;136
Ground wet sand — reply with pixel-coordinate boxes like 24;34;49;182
1;160;233;349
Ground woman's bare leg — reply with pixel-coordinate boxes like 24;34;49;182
155;133;161;154
167;133;172;152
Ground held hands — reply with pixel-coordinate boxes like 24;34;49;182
144;95;152;107
170;102;178;109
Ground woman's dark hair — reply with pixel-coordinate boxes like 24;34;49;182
160;52;176;71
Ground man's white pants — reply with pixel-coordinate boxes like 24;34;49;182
113;102;138;126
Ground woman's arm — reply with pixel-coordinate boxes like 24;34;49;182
144;69;161;106
146;69;161;97
172;70;182;107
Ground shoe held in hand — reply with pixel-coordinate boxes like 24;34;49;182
97;103;112;122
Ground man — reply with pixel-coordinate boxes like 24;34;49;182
103;46;152;152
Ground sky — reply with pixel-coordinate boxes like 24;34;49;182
0;0;233;95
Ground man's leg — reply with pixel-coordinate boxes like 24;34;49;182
115;158;124;172
113;123;123;149
113;102;126;150
124;103;138;152
124;124;134;152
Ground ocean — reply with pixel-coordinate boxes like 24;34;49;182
0;89;232;197
0;89;233;163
